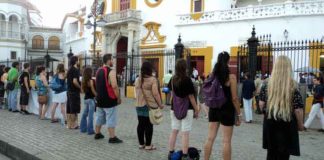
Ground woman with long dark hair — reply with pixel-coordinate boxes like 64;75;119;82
135;61;164;150
80;67;97;135
167;59;199;160
204;51;241;160
50;64;67;123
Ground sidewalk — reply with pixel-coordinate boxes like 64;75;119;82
0;98;323;160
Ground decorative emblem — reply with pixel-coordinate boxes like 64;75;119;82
91;0;106;16
145;0;163;8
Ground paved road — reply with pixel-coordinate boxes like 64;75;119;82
0;98;323;160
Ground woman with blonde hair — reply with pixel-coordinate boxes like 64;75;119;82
259;56;304;160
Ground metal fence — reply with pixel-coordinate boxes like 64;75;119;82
237;34;324;82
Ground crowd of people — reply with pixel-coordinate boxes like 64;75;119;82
0;52;323;160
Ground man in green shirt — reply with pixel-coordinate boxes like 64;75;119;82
7;62;19;112
163;70;172;105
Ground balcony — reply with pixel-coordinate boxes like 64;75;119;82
177;0;324;25
66;32;84;42
102;9;141;26
0;31;26;40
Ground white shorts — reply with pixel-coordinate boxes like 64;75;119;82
170;110;194;132
52;91;67;103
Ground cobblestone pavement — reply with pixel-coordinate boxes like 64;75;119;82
0;154;10;160
0;98;323;160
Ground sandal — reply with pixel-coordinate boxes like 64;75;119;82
139;145;145;149
72;126;79;130
145;145;157;151
51;119;59;123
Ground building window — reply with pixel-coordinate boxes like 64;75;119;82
194;0;202;12
10;51;17;60
120;0;130;11
32;35;44;49
48;36;60;50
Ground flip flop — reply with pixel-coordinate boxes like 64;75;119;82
51;119;59;123
145;145;157;151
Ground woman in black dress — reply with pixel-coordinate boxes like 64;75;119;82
204;52;242;160
259;55;304;160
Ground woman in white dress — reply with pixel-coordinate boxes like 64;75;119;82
50;64;67;123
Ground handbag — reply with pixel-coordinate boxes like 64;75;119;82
171;79;189;120
141;78;163;125
38;95;48;104
6;81;15;91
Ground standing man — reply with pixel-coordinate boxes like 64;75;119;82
192;67;198;80
254;75;263;114
19;63;31;115
66;56;81;129
242;72;256;123
163;70;172;105
7;62;19;112
95;54;122;143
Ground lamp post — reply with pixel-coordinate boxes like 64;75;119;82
44;50;51;80
85;0;107;68
174;35;184;60
67;46;74;66
247;25;259;80
284;29;289;41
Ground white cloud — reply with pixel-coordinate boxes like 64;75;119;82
29;0;92;28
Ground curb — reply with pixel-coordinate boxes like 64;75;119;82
0;139;41;160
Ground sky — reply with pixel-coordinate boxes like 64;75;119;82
29;0;91;28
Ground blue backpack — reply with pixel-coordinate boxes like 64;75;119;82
171;147;200;160
202;74;226;108
49;75;62;91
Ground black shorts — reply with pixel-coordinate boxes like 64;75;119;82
20;88;29;105
208;103;236;126
67;92;81;114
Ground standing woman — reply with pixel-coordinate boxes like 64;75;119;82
204;51;241;160
80;67;97;135
35;66;49;120
135;61;164;150
50;64;67;123
167;59;199;160
259;56;304;160
198;75;209;118
2;67;10;109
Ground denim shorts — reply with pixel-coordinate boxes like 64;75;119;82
136;105;149;117
96;107;117;128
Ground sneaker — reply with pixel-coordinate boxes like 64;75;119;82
94;133;105;140
24;110;30;115
8;109;12;112
20;110;26;115
12;110;19;113
108;137;123;143
318;129;324;133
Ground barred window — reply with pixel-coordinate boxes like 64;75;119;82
48;36;60;50
32;35;44;49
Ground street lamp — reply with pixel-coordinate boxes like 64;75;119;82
85;0;107;68
44;50;51;80
67;46;74;66
284;29;289;41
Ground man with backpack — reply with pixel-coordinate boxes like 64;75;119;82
7;62;20;112
94;54;122;144
19;63;31;115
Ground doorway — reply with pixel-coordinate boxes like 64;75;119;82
117;37;128;74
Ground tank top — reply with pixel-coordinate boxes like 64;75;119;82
85;80;95;100
222;85;234;108
36;76;47;96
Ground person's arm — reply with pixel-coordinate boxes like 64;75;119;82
90;80;97;97
295;108;304;131
189;94;199;116
41;76;48;87
73;78;81;89
152;79;163;109
229;74;242;125
109;70;120;101
24;76;30;93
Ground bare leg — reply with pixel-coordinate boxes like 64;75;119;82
95;125;102;134
108;128;115;138
222;125;234;160
181;131;190;154
168;129;179;151
204;122;220;160
38;103;42;119
41;104;47;119
51;103;58;120
60;103;67;121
